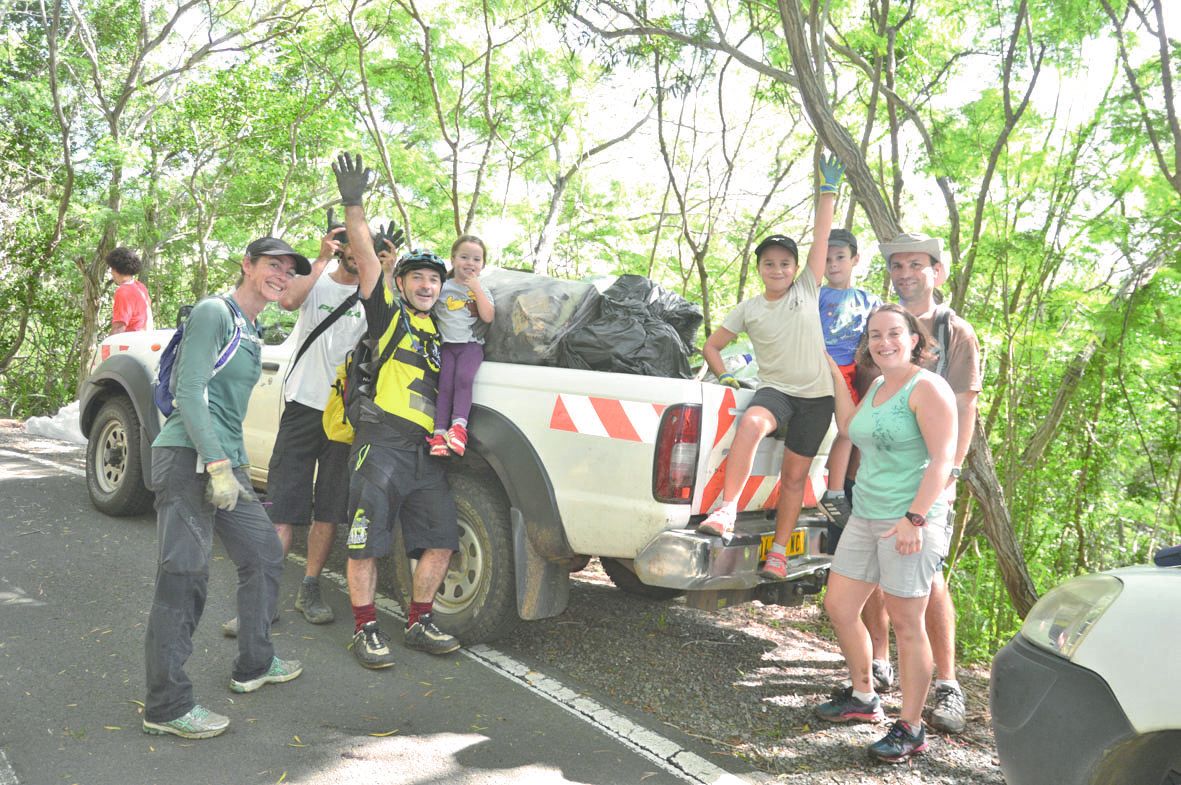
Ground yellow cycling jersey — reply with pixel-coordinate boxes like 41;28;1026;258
365;283;442;437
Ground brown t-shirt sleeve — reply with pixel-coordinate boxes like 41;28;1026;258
944;316;982;394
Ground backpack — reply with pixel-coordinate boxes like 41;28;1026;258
322;307;416;444
153;297;243;417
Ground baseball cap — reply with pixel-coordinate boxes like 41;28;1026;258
828;228;858;254
754;234;799;261
246;237;311;276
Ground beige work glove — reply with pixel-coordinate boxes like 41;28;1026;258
205;459;244;511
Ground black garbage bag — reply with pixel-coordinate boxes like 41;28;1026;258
557;274;702;378
481;268;602;366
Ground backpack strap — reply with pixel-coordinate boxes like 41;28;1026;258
212;297;244;374
931;305;952;379
285;289;360;387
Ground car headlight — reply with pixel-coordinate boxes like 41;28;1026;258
1020;574;1123;658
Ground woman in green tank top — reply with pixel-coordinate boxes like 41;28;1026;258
813;303;957;762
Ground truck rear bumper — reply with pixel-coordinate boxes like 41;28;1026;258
633;518;830;590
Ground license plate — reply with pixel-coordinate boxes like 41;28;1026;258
760;529;806;561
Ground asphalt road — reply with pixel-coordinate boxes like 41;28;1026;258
0;429;747;785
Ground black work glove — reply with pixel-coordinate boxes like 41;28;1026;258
373;222;405;257
326;208;348;246
332;152;372;207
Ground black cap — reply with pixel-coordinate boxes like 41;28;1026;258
754;234;798;261
245;237;311;275
828;228;858;254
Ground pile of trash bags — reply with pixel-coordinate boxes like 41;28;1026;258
480;268;703;379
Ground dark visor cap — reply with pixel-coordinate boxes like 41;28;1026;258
246;237;311;276
755;234;799;261
828;228;858;254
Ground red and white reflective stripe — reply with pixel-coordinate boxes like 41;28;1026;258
696;388;821;514
549;394;667;444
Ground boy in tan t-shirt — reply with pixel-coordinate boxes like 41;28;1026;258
699;154;844;580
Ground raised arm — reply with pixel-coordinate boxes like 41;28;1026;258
806;154;844;285
332;152;381;298
280;228;343;310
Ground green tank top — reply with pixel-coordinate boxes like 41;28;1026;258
848;369;947;521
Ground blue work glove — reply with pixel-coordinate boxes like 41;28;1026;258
332;152;373;207
819;154;845;194
717;372;741;389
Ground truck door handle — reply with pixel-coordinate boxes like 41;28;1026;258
261;362;280;372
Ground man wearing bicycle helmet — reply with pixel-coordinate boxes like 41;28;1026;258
331;152;462;669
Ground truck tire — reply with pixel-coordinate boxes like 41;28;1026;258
390;472;519;644
600;557;685;601
86;396;154;517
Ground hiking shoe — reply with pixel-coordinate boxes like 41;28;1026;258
143;705;229;739
759;551;788;580
221;609;280;638
815;686;886;723
868;720;928;763
873;660;895;693
929;683;967;733
295;579;334;625
404;613;461;655
819;491;852;529
229;656;303;693
697;506;735;539
426;433;450;457
444;423;468;456
350;622;396;669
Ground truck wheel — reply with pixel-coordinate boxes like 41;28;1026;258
600;557;685;601
86;396;154;517
390;472;519;644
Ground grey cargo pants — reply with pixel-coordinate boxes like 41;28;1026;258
143;447;283;723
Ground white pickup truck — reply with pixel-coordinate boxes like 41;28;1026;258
80;294;833;643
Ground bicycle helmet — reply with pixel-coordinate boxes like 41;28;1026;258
393;249;447;280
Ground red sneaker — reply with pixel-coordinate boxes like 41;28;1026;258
444;423;468;456
426;433;450;457
759;551;788;580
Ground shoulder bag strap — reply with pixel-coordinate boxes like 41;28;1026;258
284;289;360;386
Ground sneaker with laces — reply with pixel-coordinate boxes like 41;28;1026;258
143;704;230;739
426;433;450;457
815;686;886;723
868;719;928;762
350;622;396;669
929;683;966;733
221;610;280;638
759;551;788;580
404;613;461;655
229;656;303;693
873;660;895;693
444;423;468;456
697;506;735;539
819;491;853;528
295;578;334;624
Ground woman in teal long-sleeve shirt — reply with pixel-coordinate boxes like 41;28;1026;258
143;237;311;740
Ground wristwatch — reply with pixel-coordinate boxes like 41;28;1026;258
950;466;962;479
905;511;927;527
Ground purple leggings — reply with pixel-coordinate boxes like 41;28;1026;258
435;341;484;431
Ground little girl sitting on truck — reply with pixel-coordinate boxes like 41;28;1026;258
427;235;495;457
698;154;844;580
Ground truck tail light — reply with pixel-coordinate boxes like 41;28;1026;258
653;404;701;504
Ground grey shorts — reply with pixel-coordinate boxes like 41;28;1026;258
344;437;458;560
267;401;351;526
829;512;950;598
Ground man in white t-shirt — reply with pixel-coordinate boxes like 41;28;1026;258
222;224;369;635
